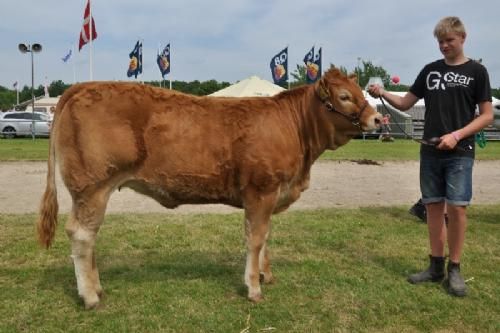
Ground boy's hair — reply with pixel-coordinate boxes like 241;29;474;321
433;16;466;39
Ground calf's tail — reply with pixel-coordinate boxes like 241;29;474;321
37;115;59;249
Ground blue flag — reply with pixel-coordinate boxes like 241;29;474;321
270;47;288;85
304;46;321;83
157;44;171;78
62;49;72;63
303;46;314;65
314;47;322;80
127;40;143;78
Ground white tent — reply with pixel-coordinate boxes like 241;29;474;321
367;92;500;121
209;76;285;97
493;97;500;129
366;92;500;136
364;90;426;119
363;91;418;138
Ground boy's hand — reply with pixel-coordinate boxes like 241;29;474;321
437;133;459;150
367;84;385;98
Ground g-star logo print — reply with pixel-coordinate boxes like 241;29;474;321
426;71;474;91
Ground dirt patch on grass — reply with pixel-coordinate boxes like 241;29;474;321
1;160;499;214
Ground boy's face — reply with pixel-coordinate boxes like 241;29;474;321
437;32;465;60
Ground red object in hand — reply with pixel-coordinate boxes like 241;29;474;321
391;76;400;84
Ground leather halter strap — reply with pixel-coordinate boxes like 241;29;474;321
316;80;369;128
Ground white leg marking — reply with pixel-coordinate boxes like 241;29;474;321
70;228;99;307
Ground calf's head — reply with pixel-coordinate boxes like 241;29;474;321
316;69;382;133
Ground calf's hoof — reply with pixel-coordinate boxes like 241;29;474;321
82;293;101;310
248;292;264;303
260;273;275;285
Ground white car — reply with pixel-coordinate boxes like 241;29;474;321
0;111;51;138
494;104;500;129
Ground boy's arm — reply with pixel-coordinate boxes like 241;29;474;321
367;85;419;111
438;101;494;150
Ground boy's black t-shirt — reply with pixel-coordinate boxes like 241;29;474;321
410;59;492;158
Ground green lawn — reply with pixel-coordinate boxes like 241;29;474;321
1;207;499;332
1;137;499;332
1;138;500;161
0;138;51;160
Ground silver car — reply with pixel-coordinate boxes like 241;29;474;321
0;111;51;138
494;104;500;129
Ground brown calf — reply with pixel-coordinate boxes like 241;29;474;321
38;68;382;308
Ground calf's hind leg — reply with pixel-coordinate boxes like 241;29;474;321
65;189;109;309
259;241;274;284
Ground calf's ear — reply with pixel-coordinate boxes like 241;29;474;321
348;73;358;84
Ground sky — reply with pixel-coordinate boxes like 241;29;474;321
1;0;499;91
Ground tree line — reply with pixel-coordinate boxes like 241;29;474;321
1;60;499;111
0;79;231;111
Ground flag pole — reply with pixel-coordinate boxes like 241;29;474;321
287;45;290;90
139;38;143;83
169;42;172;90
44;76;49;97
89;0;93;81
142;39;143;82
158;43;162;87
16;81;19;105
72;43;76;83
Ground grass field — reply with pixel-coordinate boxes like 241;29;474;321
1;207;499;332
1;138;500;161
1;138;499;332
0;138;51;160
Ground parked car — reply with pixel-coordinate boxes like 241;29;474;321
0;111;51;138
494;104;500;129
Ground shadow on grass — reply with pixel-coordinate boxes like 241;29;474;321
371;254;419;278
36;250;296;304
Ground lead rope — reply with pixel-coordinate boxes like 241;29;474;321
379;97;414;138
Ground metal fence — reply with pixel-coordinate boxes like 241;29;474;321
361;104;500;140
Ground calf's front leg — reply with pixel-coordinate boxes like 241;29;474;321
243;189;278;302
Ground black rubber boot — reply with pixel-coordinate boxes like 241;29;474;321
409;199;426;223
447;261;467;297
407;255;445;284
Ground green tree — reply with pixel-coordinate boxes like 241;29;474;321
49;80;71;97
0;89;16;110
385;83;410;92
328;60;409;91
354;60;391;89
146;79;230;96
290;64;307;87
492;88;500;99
19;85;32;105
327;63;349;76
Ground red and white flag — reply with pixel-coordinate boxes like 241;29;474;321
78;0;97;51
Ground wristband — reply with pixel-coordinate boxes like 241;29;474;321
451;131;460;142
